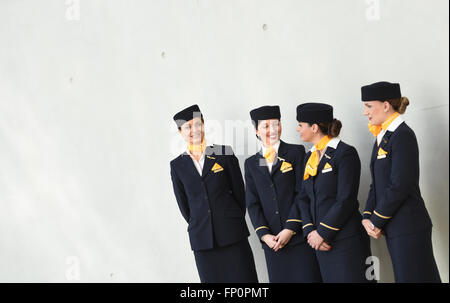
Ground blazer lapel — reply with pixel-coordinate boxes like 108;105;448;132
378;131;393;151
370;140;378;168
318;147;336;173
201;146;216;178
270;140;288;177
181;152;202;179
371;131;393;165
255;151;271;179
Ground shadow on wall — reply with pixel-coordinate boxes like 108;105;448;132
414;103;449;283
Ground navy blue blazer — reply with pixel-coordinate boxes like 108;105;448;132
363;122;432;237
299;140;364;243
170;144;250;251
245;140;306;248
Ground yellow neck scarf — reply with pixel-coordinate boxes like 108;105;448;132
188;139;206;156
264;145;277;163
304;135;332;180
368;112;400;137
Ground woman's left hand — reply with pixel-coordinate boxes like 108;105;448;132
370;226;383;239
273;229;294;252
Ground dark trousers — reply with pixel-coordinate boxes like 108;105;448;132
193;238;258;283
386;228;441;283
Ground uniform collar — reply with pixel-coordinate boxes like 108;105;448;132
376;115;404;145
261;140;281;155
310;137;340;152
386;114;404;132
184;140;209;160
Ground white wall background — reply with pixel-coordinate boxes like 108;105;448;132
0;0;448;283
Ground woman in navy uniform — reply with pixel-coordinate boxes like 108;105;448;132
245;105;322;283
361;82;441;283
296;103;373;283
170;104;258;283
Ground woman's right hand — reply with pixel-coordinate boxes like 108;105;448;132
261;234;278;250
362;219;382;239
362;219;374;234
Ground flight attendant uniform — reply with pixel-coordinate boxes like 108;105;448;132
361;82;441;283
296;103;373;283
170;105;258;283
245;106;322;283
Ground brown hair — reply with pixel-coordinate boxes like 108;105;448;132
310;119;342;138
386;97;410;114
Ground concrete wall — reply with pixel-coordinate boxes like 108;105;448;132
0;0;448;282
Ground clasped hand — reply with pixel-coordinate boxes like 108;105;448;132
262;229;294;252
307;230;332;251
362;219;383;239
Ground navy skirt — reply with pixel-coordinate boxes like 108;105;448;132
193;238;258;283
315;233;374;283
263;241;322;283
386;228;441;283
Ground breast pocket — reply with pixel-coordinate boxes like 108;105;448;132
210;161;225;174
321;161;336;175
375;147;392;172
279;160;294;174
205;162;229;188
376;146;391;161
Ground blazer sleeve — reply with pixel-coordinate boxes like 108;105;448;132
170;161;190;223
363;142;377;220
294;153;316;237
245;159;271;240
316;147;361;242
223;146;246;213
363;183;377;220
286;145;306;233
370;132;419;229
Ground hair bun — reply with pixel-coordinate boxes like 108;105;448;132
329;119;342;137
398;97;410;114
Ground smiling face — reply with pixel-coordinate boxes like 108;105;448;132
363;100;393;126
256;119;282;146
296;122;316;143
178;117;204;145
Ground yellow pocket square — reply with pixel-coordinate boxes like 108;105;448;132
322;162;333;173
211;163;224;173
280;161;293;173
377;148;388;159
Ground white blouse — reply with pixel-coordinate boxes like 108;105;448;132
187;149;206;176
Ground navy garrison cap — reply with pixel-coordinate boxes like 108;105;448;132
361;82;402;101
250;105;281;127
296;103;333;124
173;104;203;128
